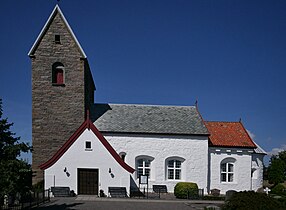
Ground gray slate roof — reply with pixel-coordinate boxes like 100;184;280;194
92;103;209;135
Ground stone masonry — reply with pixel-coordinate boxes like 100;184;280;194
30;9;95;184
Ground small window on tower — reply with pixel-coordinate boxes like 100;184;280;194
55;35;61;44
52;62;65;86
85;141;92;151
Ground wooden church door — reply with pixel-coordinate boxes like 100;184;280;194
78;168;99;195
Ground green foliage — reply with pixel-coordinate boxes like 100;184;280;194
32;180;44;192
0;99;32;197
203;195;225;200
174;182;198;199
268;152;286;185
271;183;286;196
223;191;284;210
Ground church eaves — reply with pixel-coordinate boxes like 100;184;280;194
28;4;87;58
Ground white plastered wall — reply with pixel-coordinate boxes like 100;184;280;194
104;134;209;193
44;129;132;195
251;153;264;191
209;147;254;194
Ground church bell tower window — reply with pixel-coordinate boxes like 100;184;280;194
52;62;65;85
55;34;61;44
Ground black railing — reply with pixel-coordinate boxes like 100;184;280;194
0;189;50;210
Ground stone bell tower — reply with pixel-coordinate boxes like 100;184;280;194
28;5;95;183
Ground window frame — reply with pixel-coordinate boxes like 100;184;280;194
55;34;61;44
220;158;236;183
167;159;182;180
52;62;65;86
135;156;154;179
165;157;185;181
85;141;92;151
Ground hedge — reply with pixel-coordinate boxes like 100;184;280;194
174;182;198;199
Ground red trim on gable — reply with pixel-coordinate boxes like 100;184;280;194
39;119;135;173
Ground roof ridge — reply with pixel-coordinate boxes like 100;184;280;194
96;103;196;108
205;121;240;123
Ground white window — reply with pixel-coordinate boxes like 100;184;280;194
221;158;235;183
167;160;182;180
136;157;153;178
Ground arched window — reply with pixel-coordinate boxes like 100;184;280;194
52;62;65;85
119;152;126;162
136;156;154;179
221;158;236;183
166;157;185;180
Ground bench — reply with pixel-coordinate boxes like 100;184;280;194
153;185;167;198
51;187;70;197
108;187;127;198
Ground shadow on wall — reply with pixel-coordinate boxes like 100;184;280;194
130;175;146;197
130;175;139;192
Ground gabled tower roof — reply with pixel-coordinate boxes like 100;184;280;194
28;5;87;58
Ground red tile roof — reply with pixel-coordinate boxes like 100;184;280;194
205;121;256;148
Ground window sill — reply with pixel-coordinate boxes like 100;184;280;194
166;179;183;181
220;182;237;184
136;178;154;181
52;83;65;87
85;148;93;151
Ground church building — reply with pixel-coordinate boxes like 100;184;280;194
28;5;265;196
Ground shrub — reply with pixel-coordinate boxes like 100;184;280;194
271;183;286;195
203;195;225;201
174;182;198;199
32;180;44;192
223;191;284;210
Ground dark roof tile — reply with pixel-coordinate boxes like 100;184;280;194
92;104;209;135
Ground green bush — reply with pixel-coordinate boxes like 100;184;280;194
223;191;284;210
32;180;44;192
174;182;198;199
271;183;286;195
203;195;225;200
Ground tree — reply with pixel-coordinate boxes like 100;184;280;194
268;150;286;186
0;99;32;199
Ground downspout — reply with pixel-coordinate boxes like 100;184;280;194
250;154;253;191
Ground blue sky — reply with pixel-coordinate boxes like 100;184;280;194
0;0;286;164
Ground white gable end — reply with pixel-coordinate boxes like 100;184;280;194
44;128;131;195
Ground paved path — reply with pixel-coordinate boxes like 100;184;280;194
35;197;223;210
